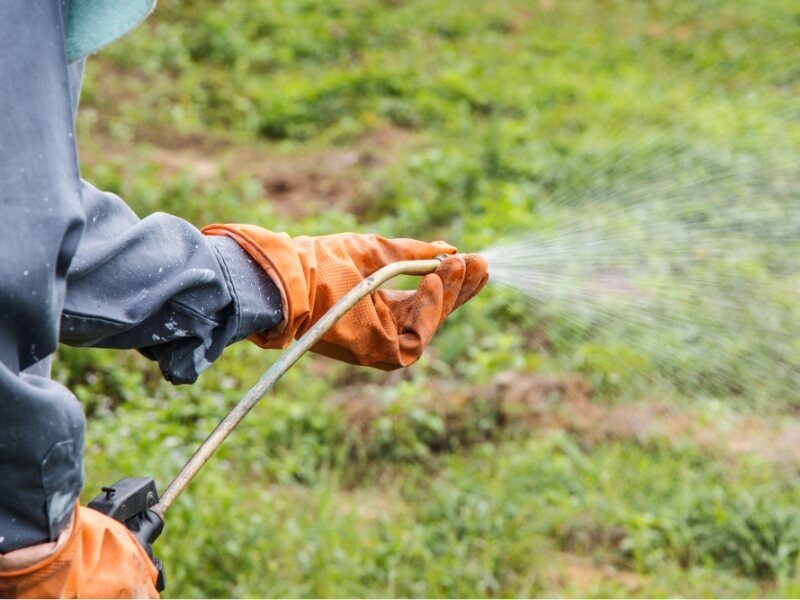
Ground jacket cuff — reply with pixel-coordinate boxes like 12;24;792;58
207;236;284;342
202;224;311;348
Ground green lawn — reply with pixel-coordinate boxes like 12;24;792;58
63;0;800;596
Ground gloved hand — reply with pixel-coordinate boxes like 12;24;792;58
202;224;489;369
0;504;159;599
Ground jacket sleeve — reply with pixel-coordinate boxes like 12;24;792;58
60;180;284;384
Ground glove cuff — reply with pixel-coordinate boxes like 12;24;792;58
0;503;77;576
202;224;311;348
0;502;159;598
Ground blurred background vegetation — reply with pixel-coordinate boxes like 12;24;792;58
61;0;800;596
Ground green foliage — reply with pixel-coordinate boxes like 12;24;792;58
575;344;653;396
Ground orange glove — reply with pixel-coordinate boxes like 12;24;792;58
0;504;159;599
202;224;489;369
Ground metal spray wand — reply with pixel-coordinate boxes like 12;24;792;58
155;256;444;515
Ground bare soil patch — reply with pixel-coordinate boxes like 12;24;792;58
332;369;800;468
548;552;645;595
81;124;416;219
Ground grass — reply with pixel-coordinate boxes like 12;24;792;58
60;0;800;596
76;358;800;597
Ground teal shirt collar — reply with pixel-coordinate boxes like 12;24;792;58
66;0;156;63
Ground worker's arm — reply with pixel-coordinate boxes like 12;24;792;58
60;179;284;384
61;184;488;377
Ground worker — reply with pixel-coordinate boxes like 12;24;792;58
0;1;488;598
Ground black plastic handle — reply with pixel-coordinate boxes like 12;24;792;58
88;477;166;592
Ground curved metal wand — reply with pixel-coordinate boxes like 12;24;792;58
152;256;445;518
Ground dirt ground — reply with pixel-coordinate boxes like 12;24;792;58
81;123;417;219
333;368;800;469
